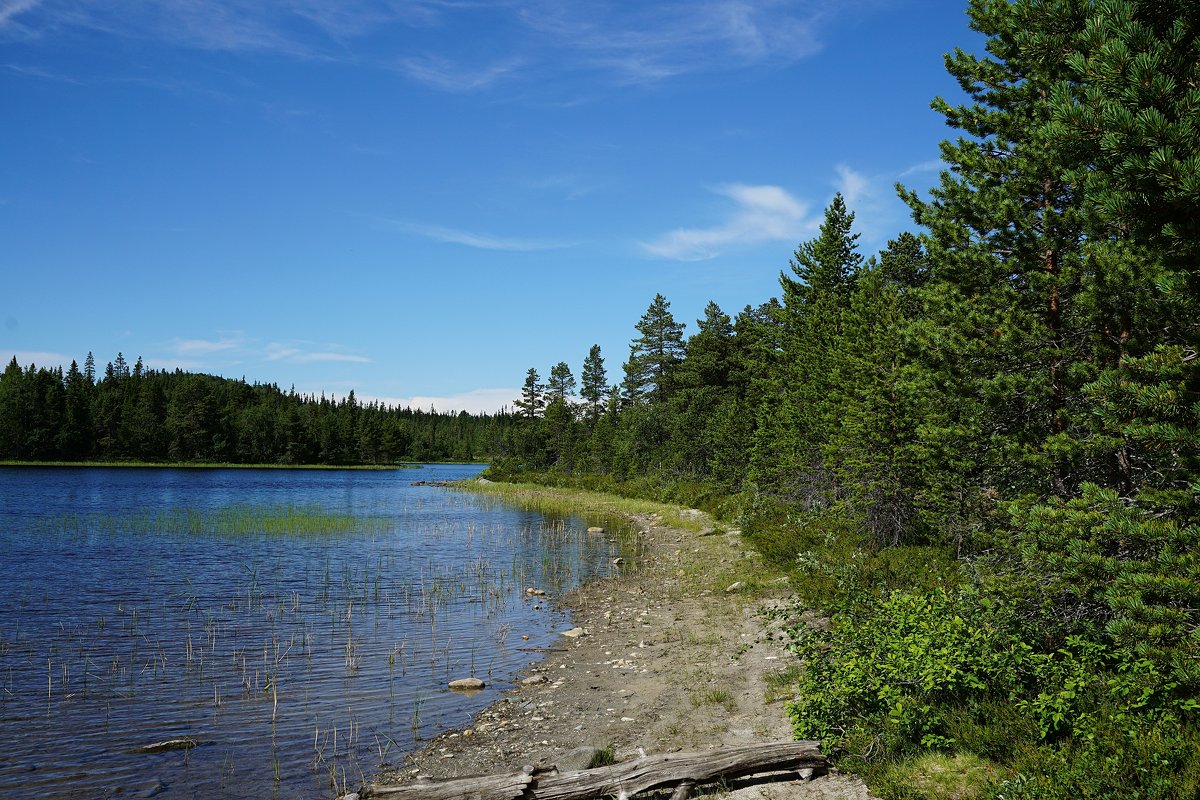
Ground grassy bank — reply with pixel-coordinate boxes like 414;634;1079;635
461;476;721;534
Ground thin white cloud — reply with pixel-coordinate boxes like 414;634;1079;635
519;0;829;85
171;336;241;357
265;342;369;364
0;0;41;27
3;62;85;84
362;387;520;415
397;55;525;93
834;164;876;214
898;158;944;178
395;220;573;252
3;1;848;91
641;183;814;261
4;349;71;368
292;351;370;364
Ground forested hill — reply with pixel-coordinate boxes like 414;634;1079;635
0;354;515;465
487;2;1200;795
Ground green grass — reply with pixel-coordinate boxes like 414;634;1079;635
691;686;737;713
459;478;718;533
586;745;617;769
870;753;1002;800
35;504;396;537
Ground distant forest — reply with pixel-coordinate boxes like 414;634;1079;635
0;353;515;464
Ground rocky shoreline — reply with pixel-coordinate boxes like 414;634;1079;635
360;507;869;799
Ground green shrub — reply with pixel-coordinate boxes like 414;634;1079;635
786;589;1030;756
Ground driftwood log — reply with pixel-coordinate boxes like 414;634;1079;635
363;741;825;800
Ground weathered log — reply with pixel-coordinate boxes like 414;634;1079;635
364;741;825;800
367;764;542;800
533;741;824;799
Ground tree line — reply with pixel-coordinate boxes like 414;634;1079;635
0;352;515;464
492;1;1200;795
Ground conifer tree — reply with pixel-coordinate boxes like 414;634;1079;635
513;367;545;420
580;344;608;423
547;362;576;405
669;301;736;475
899;0;1098;513
827;234;929;545
751;195;862;507
622;294;686;405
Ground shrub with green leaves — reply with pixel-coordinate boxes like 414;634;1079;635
786;589;1030;756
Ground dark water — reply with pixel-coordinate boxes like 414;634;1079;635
0;465;621;799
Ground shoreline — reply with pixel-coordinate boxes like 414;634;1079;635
361;486;869;799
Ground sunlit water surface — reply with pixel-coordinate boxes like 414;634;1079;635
0;465;624;799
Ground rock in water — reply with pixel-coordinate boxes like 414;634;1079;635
448;677;486;691
587;526;605;534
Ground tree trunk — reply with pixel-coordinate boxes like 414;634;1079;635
364;741;826;800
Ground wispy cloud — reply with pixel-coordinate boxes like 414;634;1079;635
171;336;242;357
3;62;85;84
3;349;71;368
641;183;814;261
395;220;574;252
362;387;520;415
265;343;369;364
3;1;850;91
0;0;41;27
898;158;944;178
397;54;526;93
518;0;829;86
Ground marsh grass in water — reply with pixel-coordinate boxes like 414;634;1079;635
34;504;396;538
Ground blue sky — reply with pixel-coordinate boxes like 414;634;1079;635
2;0;979;413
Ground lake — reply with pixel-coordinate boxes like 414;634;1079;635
0;464;624;798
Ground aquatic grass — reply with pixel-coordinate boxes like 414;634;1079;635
32;504;399;539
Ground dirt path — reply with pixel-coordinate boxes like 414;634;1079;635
363;508;869;799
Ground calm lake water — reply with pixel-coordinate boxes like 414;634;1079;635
0;465;624;799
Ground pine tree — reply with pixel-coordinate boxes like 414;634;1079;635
580;344;608;423
547;362;577;404
750;195;862;507
622;294;686;405
827;234;930;546
669;301;736;476
898;0;1101;513
513;367;545;420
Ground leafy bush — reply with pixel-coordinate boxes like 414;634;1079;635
786;589;1030;757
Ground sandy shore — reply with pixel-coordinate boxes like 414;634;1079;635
361;506;869;799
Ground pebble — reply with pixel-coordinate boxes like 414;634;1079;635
561;627;586;638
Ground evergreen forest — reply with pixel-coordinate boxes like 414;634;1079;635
0;352;514;464
2;1;1198;796
486;2;1200;797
